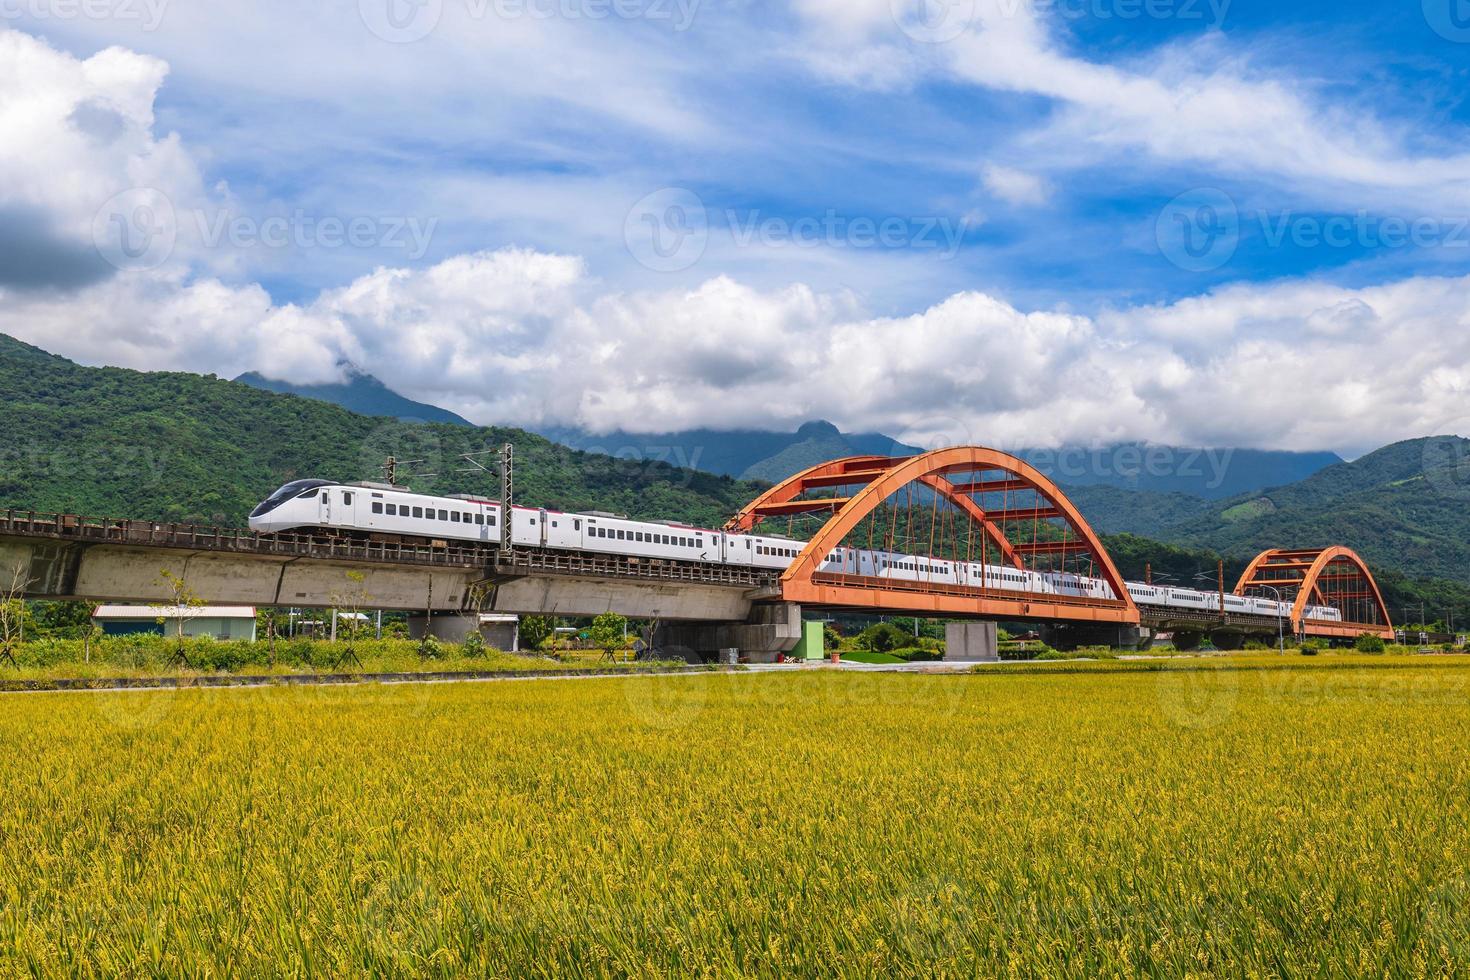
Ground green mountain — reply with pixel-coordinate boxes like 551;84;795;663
1069;436;1470;602
540;420;922;482
235;368;474;427
1160;437;1470;587
542;423;1340;498
0;334;761;529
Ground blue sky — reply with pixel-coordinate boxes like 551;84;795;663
3;1;1470;452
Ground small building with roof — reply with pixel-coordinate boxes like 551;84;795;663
92;605;258;642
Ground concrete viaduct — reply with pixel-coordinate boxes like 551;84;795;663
0;445;1396;661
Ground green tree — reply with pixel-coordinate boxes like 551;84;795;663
0;565;28;666
156;568;206;667
589;613;628;660
520;615;554;651
1354;632;1387;653
855;622;908;653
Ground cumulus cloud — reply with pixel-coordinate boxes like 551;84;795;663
7;239;1470;454
0;28;225;293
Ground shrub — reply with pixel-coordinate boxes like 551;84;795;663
461;631;487;659
855;623;909;653
1353;633;1387;654
1000;644;1061;661
888;647;943;663
1243;640;1269;651
1075;646;1119;661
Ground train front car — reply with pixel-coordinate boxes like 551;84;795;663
249;479;333;534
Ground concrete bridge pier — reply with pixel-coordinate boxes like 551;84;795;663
654;602;803;664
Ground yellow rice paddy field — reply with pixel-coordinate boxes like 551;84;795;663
2;659;1469;976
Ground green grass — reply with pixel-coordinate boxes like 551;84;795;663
1;661;1468;974
840;650;906;664
0;635;675;683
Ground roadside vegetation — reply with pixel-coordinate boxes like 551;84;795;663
0;606;678;684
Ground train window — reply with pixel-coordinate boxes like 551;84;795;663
372;502;383;515
487;515;496;526
343;492;353;505
412;506;423;518
617;530;626;540
552;521;558;528
745;540;750;549
385;504;396;515
321;491;328;501
574;520;581;531
474;514;483;525
438;510;448;521
529;518;536;526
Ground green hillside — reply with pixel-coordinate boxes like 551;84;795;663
0;334;762;529
1162;438;1470;586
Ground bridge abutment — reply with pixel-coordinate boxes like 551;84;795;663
944;622;999;662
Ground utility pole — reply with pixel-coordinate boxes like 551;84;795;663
501;443;514;555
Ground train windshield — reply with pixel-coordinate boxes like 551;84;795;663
250;479;332;518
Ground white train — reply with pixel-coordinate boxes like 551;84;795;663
249;480;1343;623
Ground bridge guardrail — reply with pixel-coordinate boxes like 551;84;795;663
0;509;778;589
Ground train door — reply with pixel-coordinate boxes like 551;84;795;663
320;488;333;525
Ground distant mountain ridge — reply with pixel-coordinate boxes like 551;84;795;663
539;420;923;484
224;369;1342;500
235;368;473;427
542;423;1340;500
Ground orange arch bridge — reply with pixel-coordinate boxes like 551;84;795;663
1234;547;1394;640
725;447;1140;624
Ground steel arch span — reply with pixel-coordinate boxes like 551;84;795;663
726;447;1140;623
1235;547;1394;640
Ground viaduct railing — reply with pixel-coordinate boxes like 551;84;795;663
0;510;776;590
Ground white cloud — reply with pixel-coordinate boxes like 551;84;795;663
7;239;1470;454
790;2;1470;213
982;165;1050;206
0;29;204;243
6;27;1470;458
